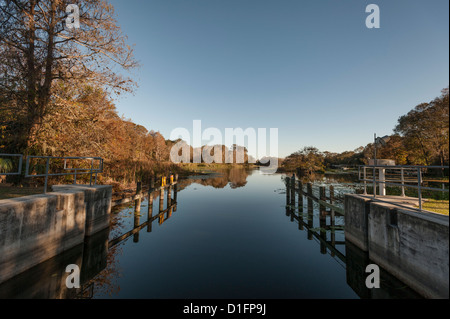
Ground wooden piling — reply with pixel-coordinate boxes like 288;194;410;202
133;208;140;243
167;184;172;208
168;176;173;218
319;186;326;211
329;185;335;204
134;181;142;213
147;178;155;233
285;177;291;217
159;188;164;214
319;186;327;254
329;185;336;256
297;180;304;230
159;181;165;225
298;180;303;208
307;183;313;198
174;174;178;203
290;175;296;206
307;183;313;240
286;177;291;206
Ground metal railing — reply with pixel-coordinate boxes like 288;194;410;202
25;156;103;193
359;165;449;212
0;154;23;176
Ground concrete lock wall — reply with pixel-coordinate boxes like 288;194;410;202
0;227;110;299
52;185;112;236
345;194;449;299
0;185;112;285
344;195;372;251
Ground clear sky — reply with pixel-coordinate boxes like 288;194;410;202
108;0;449;158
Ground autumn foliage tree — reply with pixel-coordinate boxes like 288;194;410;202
0;0;137;154
282;146;325;175
394;88;449;166
31;81;179;185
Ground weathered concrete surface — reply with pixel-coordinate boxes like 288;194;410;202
0;185;112;285
345;194;449;299
0;243;84;299
344;194;372;251
0;190;86;285
345;239;421;299
0;228;111;299
52;185;112;236
368;201;449;299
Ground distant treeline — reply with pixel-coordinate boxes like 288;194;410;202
281;88;449;175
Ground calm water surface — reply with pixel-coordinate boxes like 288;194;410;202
0;168;421;299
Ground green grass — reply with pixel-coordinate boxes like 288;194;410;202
361;185;449;201
0;185;45;200
358;185;449;215
419;199;449;216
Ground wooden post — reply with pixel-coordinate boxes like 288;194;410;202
174;174;178;203
290;199;294;223
298;180;303;209
168;175;173;218
290;175;295;207
167;183;172;209
307;182;313;198
286;177;291;208
147;178;155;233
329;185;335;204
319;186;326;210
319;186;327;254
307;183;313;240
159;187;164;214
134;181;142;213
329;185;336;256
168;205;173;219
150;176;155;189
133;207;140;243
159;186;165;225
297;180;304;230
319;186;327;235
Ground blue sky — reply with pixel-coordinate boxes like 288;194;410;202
108;0;449;158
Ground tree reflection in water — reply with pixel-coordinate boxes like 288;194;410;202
178;167;253;190
87;166;254;298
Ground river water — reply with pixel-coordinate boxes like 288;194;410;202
0;167;422;299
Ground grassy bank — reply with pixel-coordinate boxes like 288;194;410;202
419;199;449;216
0;185;45;200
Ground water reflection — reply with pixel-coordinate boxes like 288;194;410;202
0;228;111;299
283;176;421;299
178;167;252;190
0;169;423;299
